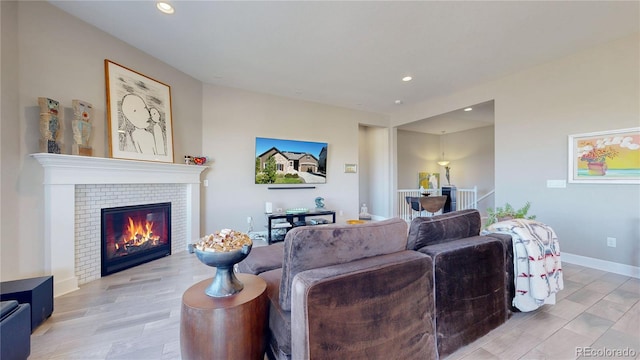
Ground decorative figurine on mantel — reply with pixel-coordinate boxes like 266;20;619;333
71;99;93;156
184;155;208;165
359;203;372;220
38;97;63;154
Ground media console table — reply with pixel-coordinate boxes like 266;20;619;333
266;210;336;244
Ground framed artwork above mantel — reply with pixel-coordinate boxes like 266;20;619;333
568;127;640;184
105;60;174;163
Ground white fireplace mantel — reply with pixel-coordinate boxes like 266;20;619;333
32;153;205;185
31;153;207;296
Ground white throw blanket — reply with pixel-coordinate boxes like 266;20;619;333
483;219;563;312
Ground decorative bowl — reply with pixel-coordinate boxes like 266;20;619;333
193;230;252;297
346;219;366;225
194;244;252;297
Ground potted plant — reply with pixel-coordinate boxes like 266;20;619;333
485;201;536;227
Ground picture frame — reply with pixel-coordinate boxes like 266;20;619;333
105;60;174;163
418;172;441;189
344;164;357;173
568;127;640;184
255;137;328;184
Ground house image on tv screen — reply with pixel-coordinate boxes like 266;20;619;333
255;137;327;184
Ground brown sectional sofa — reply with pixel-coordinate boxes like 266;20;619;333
238;209;513;359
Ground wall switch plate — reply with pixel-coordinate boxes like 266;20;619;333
203;180;209;187
546;180;566;188
607;237;616;247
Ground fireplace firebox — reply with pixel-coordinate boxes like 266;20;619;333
101;202;171;276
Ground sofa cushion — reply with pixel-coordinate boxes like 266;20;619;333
407;209;481;250
237;242;284;275
279;217;408;311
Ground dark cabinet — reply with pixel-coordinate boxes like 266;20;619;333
442;186;457;213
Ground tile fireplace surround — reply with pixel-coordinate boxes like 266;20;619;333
31;153;207;297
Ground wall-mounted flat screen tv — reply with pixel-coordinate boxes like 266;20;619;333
255;137;328;184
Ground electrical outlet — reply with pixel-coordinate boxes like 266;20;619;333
203;180;209;187
339;210;344;216
607;237;616;248
546;179;566;188
247;216;252;224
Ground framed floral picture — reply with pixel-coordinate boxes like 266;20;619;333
568;127;640;184
105;60;174;163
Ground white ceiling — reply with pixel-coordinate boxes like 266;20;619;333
50;1;638;132
397;100;494;135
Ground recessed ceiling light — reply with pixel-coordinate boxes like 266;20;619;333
395;100;403;105
156;2;175;14
464;107;473;111
402;76;413;82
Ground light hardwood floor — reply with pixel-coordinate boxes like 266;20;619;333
30;248;639;359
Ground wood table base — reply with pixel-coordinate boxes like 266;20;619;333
180;273;268;360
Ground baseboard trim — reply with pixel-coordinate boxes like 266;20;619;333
54;276;79;297
562;252;640;279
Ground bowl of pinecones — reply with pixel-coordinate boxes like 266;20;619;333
193;229;252;297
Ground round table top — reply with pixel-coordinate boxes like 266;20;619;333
182;273;267;310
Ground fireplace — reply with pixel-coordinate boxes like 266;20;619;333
101;202;171;276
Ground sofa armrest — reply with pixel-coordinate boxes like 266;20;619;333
290;251;436;360
483;232;515;312
417;236;508;357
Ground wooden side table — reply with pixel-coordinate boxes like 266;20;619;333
180;273;268;360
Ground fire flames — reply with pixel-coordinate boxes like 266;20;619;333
115;217;160;251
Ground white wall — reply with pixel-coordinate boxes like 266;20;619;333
201;84;389;233
1;1;20;280
397;126;495;215
358;126;370;214
397;130;440;189
444;126;495;213
0;1;203;282
391;34;640;269
359;125;391;219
